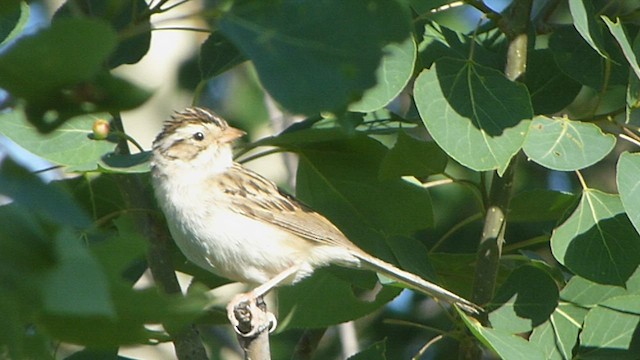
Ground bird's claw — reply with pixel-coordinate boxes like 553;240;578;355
227;294;277;337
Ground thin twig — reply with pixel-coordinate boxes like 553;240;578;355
430;213;483;253
412;334;444;360
620;133;640;147
575;170;588;190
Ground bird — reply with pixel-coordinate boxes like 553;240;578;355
150;107;481;335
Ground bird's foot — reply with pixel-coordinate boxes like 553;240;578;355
227;293;277;337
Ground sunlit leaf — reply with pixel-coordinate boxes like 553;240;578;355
489;265;559;334
561;275;627;307
414;59;532;175
568;0;606;57
349;36;416;113
579;296;640;357
603;16;640;81
523;116;616;171
0;109;117;172
529;303;587;360
617;152;640;235
551;190;640;286
462;315;546;360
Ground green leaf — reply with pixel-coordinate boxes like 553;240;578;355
561;275;627;307
488;265;559;334
523;116;616;171
278;267;400;329
551;190;640;286
98;151;151;174
462;315;546;360
0;1;28;47
568;0;606;57
509;190;577;223
429;253;479;299
625;266;640;295
529;303;588;360
295;134;434;244
53;0;152;68
603;16;640;81
0;109;117;172
617;152;640;235
199;32;245;80
524;49;581;114
348;339;386;360
414;59;532;175
417;22;501;70
626;32;640;115
0;158;90;228
349;36;416;113
378;131;447;180
41;229;115;317
550;25;628;89
0;204;54;277
91;216;148;282
579;296;640;358
218;0;411;115
0;18;117;102
601;294;640;314
40;286;207;347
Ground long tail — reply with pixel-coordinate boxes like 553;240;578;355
353;252;483;315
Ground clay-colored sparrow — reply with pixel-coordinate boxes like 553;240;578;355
150;108;481;334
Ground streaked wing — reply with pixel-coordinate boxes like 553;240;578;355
213;163;359;250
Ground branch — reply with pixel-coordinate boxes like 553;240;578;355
471;162;516;305
291;329;326;360
110;113;208;360
471;0;531;308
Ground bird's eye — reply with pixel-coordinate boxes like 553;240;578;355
193;132;205;141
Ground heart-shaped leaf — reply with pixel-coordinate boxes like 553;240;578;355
414;59;532;175
523;116;616;171
551;190;640;286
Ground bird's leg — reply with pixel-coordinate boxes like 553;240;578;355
227;264;301;336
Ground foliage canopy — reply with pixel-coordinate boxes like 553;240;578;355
1;0;640;359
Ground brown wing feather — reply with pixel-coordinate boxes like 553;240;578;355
215;163;360;250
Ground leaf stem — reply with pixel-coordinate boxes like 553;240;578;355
430;213;483;253
236;148;287;164
502;234;550;253
575;170;588;190
413;334;444;360
110;130;145;153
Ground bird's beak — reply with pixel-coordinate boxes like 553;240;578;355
220;126;246;143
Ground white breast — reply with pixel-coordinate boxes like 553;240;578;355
153;172;322;285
